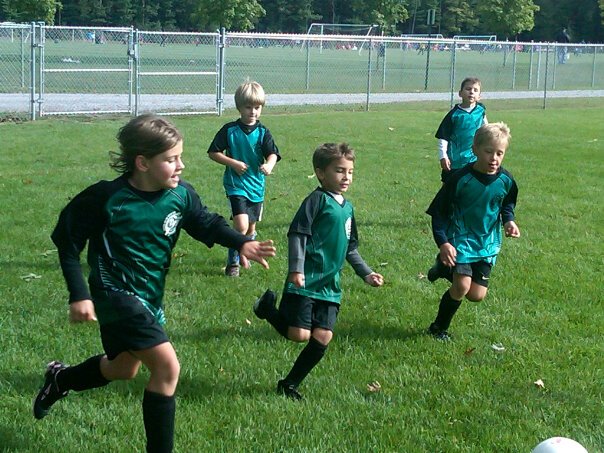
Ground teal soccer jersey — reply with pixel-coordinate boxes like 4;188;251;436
52;175;248;325
426;165;518;264
284;188;359;304
207;119;280;203
435;103;486;170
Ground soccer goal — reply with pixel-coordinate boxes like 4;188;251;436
301;23;379;54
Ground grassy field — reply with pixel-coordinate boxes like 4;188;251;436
0;100;602;452
1;35;603;96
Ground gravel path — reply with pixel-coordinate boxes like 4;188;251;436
2;90;603;114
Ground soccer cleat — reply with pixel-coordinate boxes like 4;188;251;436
427;255;452;283
253;289;276;320
224;264;240;277
427;323;452;342
277;380;303;400
33;361;69;420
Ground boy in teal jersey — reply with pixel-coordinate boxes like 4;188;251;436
34;114;276;452
426;122;520;341
435;77;488;182
253;143;384;399
208;80;281;277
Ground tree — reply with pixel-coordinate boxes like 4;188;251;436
439;0;479;36
2;0;61;24
476;0;539;38
349;0;409;33
191;0;266;31
258;0;318;33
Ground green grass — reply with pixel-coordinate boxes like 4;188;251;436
0;100;603;452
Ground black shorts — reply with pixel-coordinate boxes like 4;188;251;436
228;195;263;222
279;292;340;331
100;310;169;360
454;261;493;288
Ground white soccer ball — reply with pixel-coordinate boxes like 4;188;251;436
532;437;588;453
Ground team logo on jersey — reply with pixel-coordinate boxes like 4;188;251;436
163;211;182;236
345;217;352;240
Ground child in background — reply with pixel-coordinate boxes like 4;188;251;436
34;114;276;452
435;77;488;182
253;143;384;399
208;80;281;277
426;122;520;341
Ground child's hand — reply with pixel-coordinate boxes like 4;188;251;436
439;243;457;268
287;272;305;288
239;240;276;269
259;162;275;176
231;161;248;175
504;221;520;238
69;299;97;323
440;157;451;171
364;272;384;287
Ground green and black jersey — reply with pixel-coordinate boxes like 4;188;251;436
435;103;486;170
207;119;281;202
285;188;372;304
52;175;248;325
426;164;518;264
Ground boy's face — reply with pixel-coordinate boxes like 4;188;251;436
139;141;185;190
238;103;263;125
472;138;507;174
315;157;354;195
459;82;481;107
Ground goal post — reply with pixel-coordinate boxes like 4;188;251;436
301;23;379;54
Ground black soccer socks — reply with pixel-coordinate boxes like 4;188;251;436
433;290;462;332
56;354;110;392
143;390;175;453
283;337;328;387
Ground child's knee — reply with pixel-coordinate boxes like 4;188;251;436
466;286;488;302
312;329;333;346
288;327;311;342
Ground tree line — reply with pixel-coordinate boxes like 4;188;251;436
1;0;603;42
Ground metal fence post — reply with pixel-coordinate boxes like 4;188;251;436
29;22;36;120
528;43;534;89
552;43;557;89
133;29;140;116
366;38;372;111
592;46;597;88
217;28;225;116
449;39;456;108
512;43;517;89
127;28;135;114
305;41;310;91
543;44;550;109
38;22;45;117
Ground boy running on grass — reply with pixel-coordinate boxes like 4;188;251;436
435;77;488;182
34;114;276;452
208;80;281;277
253;142;384;399
426;122;520;341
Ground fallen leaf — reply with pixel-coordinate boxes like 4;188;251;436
418;272;426;279
379;262;388;267
534;379;545;389
245;318;252;326
41;249;57;257
491;343;505;353
464;347;476;356
307;174;315;179
20;273;42;282
388;127;394;131
367;381;381;392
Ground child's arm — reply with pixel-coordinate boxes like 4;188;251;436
501;177;519;238
260;153;278;175
208;151;248;176
438;139;451;171
504;221;520;238
287;233;307;287
69;300;97;323
239;240;276;269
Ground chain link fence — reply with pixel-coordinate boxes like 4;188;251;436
1;24;603;119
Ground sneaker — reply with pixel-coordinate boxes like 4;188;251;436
253;289;276;320
225;264;240;277
277;380;303;400
427;323;452;342
427;255;452;283
33;361;69;420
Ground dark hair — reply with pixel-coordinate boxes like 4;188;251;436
109;114;183;174
460;77;482;91
312;142;355;171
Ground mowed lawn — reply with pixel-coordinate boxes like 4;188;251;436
0;100;602;452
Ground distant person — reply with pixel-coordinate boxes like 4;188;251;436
208;80;281;277
252;143;384;400
34;114;276;452
425;123;520;341
556;28;571;64
435;77;488;182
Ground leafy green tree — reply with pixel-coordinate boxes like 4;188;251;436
258;0;318;33
439;0;479;36
476;0;539;38
350;0;409;33
2;0;61;24
192;0;266;31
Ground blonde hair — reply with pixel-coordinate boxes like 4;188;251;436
234;80;266;109
473;122;511;150
110;114;183;174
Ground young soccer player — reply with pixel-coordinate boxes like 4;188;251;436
435;77;488;182
208;80;281;277
253;142;384;399
425;122;520;341
33;114;276;452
